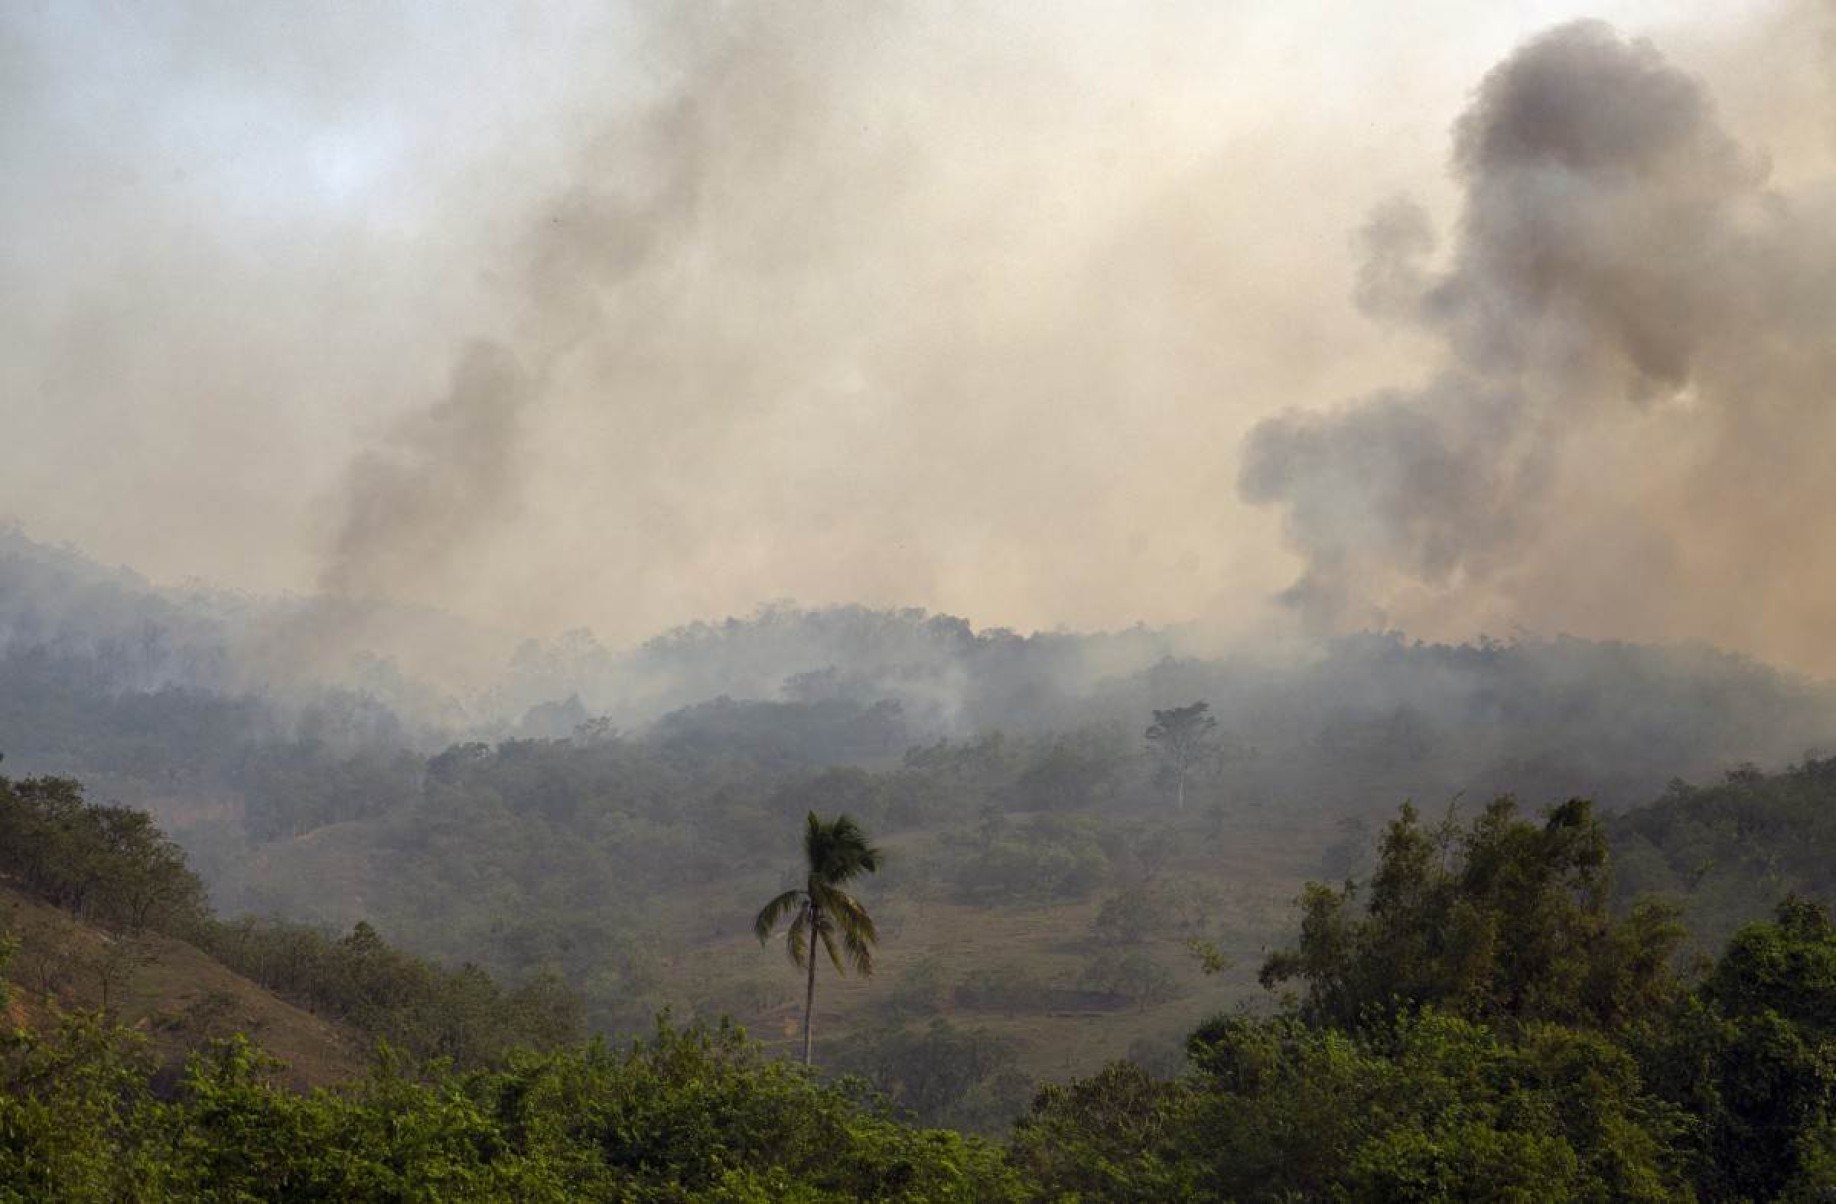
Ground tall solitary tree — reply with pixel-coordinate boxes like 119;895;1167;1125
754;812;883;1065
1145;702;1218;810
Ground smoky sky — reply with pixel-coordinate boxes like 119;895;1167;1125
3;3;1832;671
1240;14;1836;671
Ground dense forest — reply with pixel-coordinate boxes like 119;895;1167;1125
7;532;1836;1196
6;567;1836;1191
5;765;1836;1198
7;528;1836;1133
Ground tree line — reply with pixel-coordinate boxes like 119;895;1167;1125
8;776;1836;1197
0;767;580;1069
1013;798;1836;1199
0;767;205;934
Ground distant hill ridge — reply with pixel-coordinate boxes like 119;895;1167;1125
4;524;1832;782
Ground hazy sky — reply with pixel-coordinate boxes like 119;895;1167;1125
3;2;1831;666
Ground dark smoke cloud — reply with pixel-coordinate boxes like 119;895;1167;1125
313;103;701;610
1241;19;1836;667
322;342;529;600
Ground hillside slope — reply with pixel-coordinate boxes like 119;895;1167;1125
0;881;366;1088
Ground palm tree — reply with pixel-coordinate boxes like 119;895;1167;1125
754;812;883;1065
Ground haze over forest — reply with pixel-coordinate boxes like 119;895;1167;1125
10;5;1836;1195
4;0;1834;687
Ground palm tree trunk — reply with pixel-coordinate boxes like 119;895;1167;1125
802;909;819;1065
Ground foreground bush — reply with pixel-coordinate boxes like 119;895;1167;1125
0;1001;1020;1202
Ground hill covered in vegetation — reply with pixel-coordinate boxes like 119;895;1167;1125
7;531;1836;1125
0;770;579;1087
1612;756;1836;953
6;777;1836;1199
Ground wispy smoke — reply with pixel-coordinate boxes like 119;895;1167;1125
309;6;870;627
1241;19;1836;666
262;0;1405;656
317;33;714;607
322;342;529;600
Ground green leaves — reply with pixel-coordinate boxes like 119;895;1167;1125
0;1015;1021;1201
753;889;808;953
1638;897;1836;1197
1262;797;1684;1032
192;916;584;1068
1025;1008;1693;1201
0;775;205;935
802;812;883;887
759;813;884;976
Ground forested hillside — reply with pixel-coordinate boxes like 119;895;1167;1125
1012;799;1836;1200
9;0;1836;1194
1613;757;1836;952
6;777;1836;1198
7;531;1836;1115
0;771;579;1082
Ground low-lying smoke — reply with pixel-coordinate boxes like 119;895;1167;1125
1241;18;1836;671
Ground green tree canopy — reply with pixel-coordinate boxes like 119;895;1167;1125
1260;797;1685;1032
1638;896;1836;1198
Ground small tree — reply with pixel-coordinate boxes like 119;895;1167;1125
90;935;153;1016
754;812;882;1065
1145;703;1218;810
1081;948;1181;1011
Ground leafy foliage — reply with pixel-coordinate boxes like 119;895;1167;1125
836;1018;1031;1133
1612;756;1836;948
943;812;1110;904
1144;701;1219;810
0;1015;1021;1201
1020;802;1836;1201
0;775;205;934
5;778;1836;1198
1635;896;1836;1198
1261;797;1684;1031
193;918;582;1068
0;770;578;1071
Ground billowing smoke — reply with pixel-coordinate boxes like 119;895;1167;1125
5;4;1835;685
322;342;529;600
1241;19;1836;668
199;0;1409;661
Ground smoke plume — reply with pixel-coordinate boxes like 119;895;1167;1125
322;342;529;600
1241;19;1836;668
5;4;1834;681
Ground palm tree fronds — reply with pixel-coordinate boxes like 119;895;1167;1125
804;811;884;884
786;916;810;969
840;924;875;977
765;813;884;1066
811;886;876;976
815;922;846;974
754;888;807;944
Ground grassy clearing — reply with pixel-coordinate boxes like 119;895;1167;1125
660;808;1335;1087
